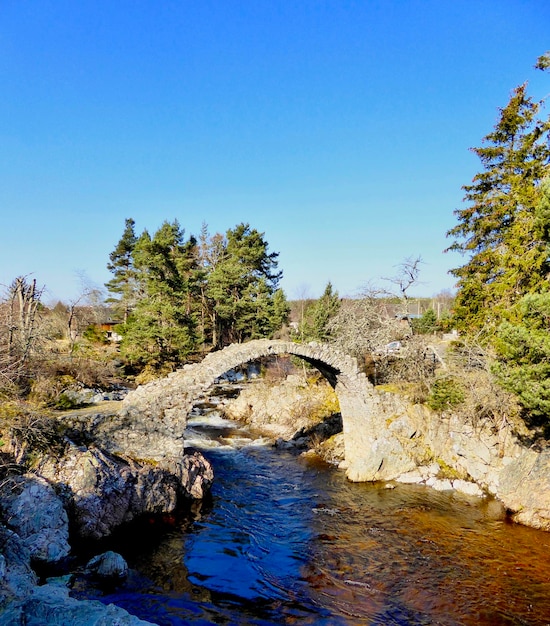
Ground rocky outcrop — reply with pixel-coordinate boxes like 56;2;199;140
339;387;550;529
0;439;213;623
220;369;550;529
223;374;340;441
0;525;38;604
37;444;213;539
496;448;550;530
161;451;215;500
1;580;154;625
59;405;186;462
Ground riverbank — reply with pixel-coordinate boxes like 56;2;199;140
2;364;550;622
0;400;214;624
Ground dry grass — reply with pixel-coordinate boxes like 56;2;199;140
0;402;65;465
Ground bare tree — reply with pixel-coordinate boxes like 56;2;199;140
64;273;107;352
0;276;44;389
383;255;424;311
327;283;403;359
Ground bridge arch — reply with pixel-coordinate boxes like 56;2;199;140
122;339;375;481
197;339;363;390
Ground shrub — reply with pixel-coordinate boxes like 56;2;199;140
411;308;438;335
82;324;109;344
427;376;465;411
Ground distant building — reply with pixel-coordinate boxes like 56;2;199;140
98;317;123;342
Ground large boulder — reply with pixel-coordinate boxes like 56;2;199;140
0;525;37;606
84;551;128;583
1;582;154;625
0;475;70;564
496;448;550;530
57;404;186;462
38;444;213;539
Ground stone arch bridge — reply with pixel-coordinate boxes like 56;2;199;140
119;339;550;529
121;339;377;481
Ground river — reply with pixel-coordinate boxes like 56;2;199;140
77;409;550;625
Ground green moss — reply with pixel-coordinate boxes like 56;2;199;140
436;458;464;480
384;414;400;427
375;384;401;394
54;393;81;411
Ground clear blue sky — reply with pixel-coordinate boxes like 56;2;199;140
1;1;549;304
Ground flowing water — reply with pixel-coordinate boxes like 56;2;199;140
78;408;550;625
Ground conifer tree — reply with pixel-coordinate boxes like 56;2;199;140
105;218;138;322
492;291;550;424
298;282;341;342
205;223;286;347
447;77;550;332
109;219;288;367
119;221;199;370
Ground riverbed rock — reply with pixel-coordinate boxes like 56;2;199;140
0;520;153;625
0;475;70;563
1;583;154;625
161;451;214;499
496;448;550;530
222;375;340;440
85;551;128;582
0;525;37;605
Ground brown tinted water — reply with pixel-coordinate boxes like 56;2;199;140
303;461;550;625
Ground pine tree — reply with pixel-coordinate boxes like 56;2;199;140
298;282;341;342
205;223;285;347
492;291;550;424
446;81;550;332
111;219;288;366
105;218;138;322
